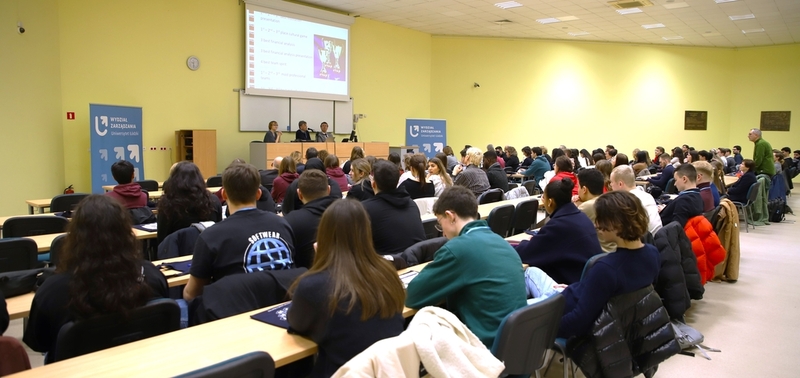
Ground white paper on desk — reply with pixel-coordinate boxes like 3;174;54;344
399;271;419;289
140;223;158;231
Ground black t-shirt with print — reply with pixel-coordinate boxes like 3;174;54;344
190;208;295;281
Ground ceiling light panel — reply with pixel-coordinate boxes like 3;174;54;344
494;1;523;10
729;14;756;21
642;23;666;29
568;31;591;36
616;8;643;15
742;28;765;33
536;18;561;24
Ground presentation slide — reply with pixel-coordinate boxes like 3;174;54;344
246;6;349;101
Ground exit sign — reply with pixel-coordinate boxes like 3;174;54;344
66;112;75;120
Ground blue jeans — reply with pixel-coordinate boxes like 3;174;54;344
524;267;566;304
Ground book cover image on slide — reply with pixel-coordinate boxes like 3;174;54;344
313;35;346;81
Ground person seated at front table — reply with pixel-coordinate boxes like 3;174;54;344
271;156;299;204
692;161;720;212
263;120;282;143
156;161;222;245
398;153;435;199
725;159;757;203
646;153;675;192
104;160;155;224
23;195;168;363
483;150;509;192
452;147;490;196
184;163;294;301
659;163;704;228
523;191;659;340
514;178;602;285
295;120;311;141
405;186;527;348
285;170;337;269
362;160;426;255
517;146;550;183
315;121;334;142
288;200;405;378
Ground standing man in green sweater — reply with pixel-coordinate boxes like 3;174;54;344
405;186;527;348
748;128;775;176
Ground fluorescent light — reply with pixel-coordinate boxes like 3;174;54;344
703;31;722;37
642;23;665;29
557;16;580;21
494;1;523;9
715;0;737;3
536;18;560;24
663;2;690;9
568;31;590;36
742;28;765;33
617;8;643;15
729;14;755;21
662;36;684;40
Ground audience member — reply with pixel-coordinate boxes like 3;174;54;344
726;159;757;203
577;169;615;252
653;146;665;165
406;185;527;347
285;170;337;269
552;156;579;196
632;150;650;176
659;164;704;227
541;146;553;165
105;160;155;224
693;161;720;212
157;161;222;244
686;150;699;164
453;147;491;196
346;158;374;201
24;195;168;363
184;163;295;301
670;147;684;167
732;145;744;165
398;154;435;199
749;128;775;176
295;120;311;141
697;150;713;162
324;155;349;193
595;159;612;192
260;156;281;187
387;152;402;173
317;149;330;164
514;178;602;284
613;153;628;168
609;165;662;235
605;148;618;161
281;158;343;215
427;157;453;196
483;150;509;192
521;146;534;167
342;146;364;175
518;146;550;183
443;145;459;172
362;160;426;255
504;146;520;171
646;154;675;192
271;156;299;204
773;149;784;175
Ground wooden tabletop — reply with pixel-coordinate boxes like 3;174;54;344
25;188;221;212
103;181;165;192
25;227;156;253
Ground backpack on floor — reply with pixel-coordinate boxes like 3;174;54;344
671;320;720;360
768;198;785;223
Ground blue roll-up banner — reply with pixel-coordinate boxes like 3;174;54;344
89;104;144;194
405;118;446;159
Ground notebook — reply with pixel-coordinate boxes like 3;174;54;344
251;302;292;329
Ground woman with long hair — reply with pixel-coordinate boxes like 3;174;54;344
521;146;534;168
398;154;435;199
579;149;593;168
24;195;169;363
670;147;684;168
613;153;628;168
632;150;651;176
552;156;580;196
595;159;612;192
271;156;299;203
504;146;520;171
342;146;364;175
324;154;349;193
427;157;453;196
346;158;374;202
157;161;221;244
288;200;405;377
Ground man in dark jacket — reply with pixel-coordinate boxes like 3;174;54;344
659;164;704;228
259;156;281;187
281;157;342;215
362;160;426;255
646;153;675;192
284;170;337;269
483;150;509;192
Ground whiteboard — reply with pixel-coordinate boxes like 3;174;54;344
239;93;290;132
290;98;334;133
334;100;353;135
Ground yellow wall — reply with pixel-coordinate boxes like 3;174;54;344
431;36;738;158
729;44;800;157
350;18;431;145
0;0;65;215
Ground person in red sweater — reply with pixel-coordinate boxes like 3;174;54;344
105;160;147;209
324;154;349;193
271;156;299;204
552;155;579;196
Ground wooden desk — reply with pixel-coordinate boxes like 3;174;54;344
25;188;221;213
505;232;532;243
103;181;165;192
6;292;35;320
25;228;156;253
0;213;61;230
723;175;738;187
154;255;194;288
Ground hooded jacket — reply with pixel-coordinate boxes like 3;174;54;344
326;167;349;193
653;222;692;320
282;158;343;215
271;172;299;204
284;195;338;268
346;179;375;202
105;182;147;209
362;187;426;255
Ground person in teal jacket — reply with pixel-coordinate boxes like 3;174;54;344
749;128;775;176
405;186;527;347
518;146;551;184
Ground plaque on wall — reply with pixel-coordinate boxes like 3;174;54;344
684;111;707;131
760;111;791;131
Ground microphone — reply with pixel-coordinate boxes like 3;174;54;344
308;128;315;133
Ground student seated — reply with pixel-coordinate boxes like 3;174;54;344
692;161;720;212
271;156;300;204
282;158;344;215
23;195;169;363
405;186;527;348
646;153;675;192
183;163;295;301
523;191;660;340
552;156;579;196
514;178;602;284
157;162;222;245
104;160;155;224
517;146;551;183
577;169;615;252
284;170;337;269
324;154;349;193
346;158;375;202
452;147;491;196
362;160;426;255
398;154;435;199
342;146;364;175
483;150;509;192
609;165;663;235
659;164;704;228
726;159;757;203
288;200;405;378
426;157;453;197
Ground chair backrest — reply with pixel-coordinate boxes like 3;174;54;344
421;218;442;240
136;180;159;192
491;294;566;375
478;188;504;204
206;176;223;187
487;204;515;237
157;226;202;260
413;197;437;216
746;181;761;205
53;299;181;362
522;180;539;196
665;178;676;194
175;351;275;378
509;199;539;235
49;233;68;267
0;238;38;273
580;253;607;280
508;183;519;190
703;205;723;231
50;194;89;213
2;216;69;238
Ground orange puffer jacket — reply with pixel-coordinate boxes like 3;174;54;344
684;216;726;284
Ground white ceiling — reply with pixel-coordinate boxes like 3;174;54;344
299;0;800;47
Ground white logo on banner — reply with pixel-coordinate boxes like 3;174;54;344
95;116;108;136
409;125;419;138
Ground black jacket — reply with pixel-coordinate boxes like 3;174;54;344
485;163;509;192
568;285;681;378
362;188;426;255
726;171;756;203
260;169;278;187
284;196;338;268
659;189;703;228
156;226;201;260
282;177;343;215
653;222;693;319
347;180;375;202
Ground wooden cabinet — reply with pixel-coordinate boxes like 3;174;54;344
175;130;217;179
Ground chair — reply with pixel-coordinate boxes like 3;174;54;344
509;199;539;235
175;351;275;378
50;193;89;213
49;233;67;267
478;188;504;204
53;298;181;362
413;197;437;216
508;183;519;190
731;181;761;233
136;179;159;192
522;180;540;196
422;218;442;240
0;238;38;273
206;176;223;187
2;216;68;238
703;205;723;233
487;204;515;237
396;237;448;266
491;295;565;378
665;178;676;195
